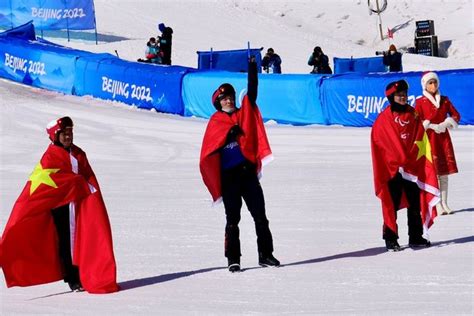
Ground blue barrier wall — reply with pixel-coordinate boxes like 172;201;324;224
1;24;472;126
433;69;473;125
183;72;326;125
0;20;36;39
74;57;192;114
320;69;474;126
333;56;387;74
197;48;262;73
0;36;91;94
0;22;193;114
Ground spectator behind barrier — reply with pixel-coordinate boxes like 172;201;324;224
261;48;282;74
308;46;332;74
137;37;162;64
379;44;402;72
158;23;173;65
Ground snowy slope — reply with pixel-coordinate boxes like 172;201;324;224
1;78;473;315
63;0;473;73
1;1;473;315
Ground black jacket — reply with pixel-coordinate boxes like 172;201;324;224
308;53;332;74
159;27;173;65
383;52;402;72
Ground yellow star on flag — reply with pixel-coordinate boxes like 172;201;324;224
414;132;433;163
28;163;60;195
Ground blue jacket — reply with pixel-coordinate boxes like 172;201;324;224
145;45;161;64
262;54;282;74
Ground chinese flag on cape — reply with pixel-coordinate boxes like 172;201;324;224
371;107;440;235
200;95;273;203
0;144;118;294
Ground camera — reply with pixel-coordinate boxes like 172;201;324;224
375;51;386;56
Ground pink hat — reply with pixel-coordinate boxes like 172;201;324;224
46;116;73;141
421;71;440;90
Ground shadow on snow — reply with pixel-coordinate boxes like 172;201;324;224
28;235;474;298
117;266;227;291
450;207;474;214
118;235;474;289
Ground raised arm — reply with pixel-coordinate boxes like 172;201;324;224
247;57;258;106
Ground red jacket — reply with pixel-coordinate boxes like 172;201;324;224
1;144;118;294
415;95;460;175
200;95;273;203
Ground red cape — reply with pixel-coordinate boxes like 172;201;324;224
371;107;440;235
200;95;273;203
1;144;118;294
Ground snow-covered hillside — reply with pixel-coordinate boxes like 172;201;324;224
63;0;473;73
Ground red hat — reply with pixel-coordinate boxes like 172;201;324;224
385;79;409;98
211;83;236;110
385;80;409;105
46;116;73;141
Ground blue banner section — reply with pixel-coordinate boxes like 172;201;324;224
0;22;193;113
0;33;90;93
0;0;96;30
74;58;192;114
434;69;474;125
183;72;326;125
320;69;474;126
1;23;472;126
197;48;263;73
333;56;387;74
0;20;36;38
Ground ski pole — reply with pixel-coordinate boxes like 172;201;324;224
247;41;250;60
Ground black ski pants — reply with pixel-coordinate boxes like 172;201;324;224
221;162;274;262
383;173;423;241
51;204;80;285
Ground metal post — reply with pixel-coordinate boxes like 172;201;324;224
39;0;43;38
210;47;213;69
92;0;98;44
65;0;70;42
66;22;70;42
9;0;14;29
94;24;98;45
376;0;384;40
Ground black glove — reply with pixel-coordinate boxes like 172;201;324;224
229;125;242;136
226;125;243;142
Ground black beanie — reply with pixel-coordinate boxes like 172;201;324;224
211;83;236;110
385;80;409;104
